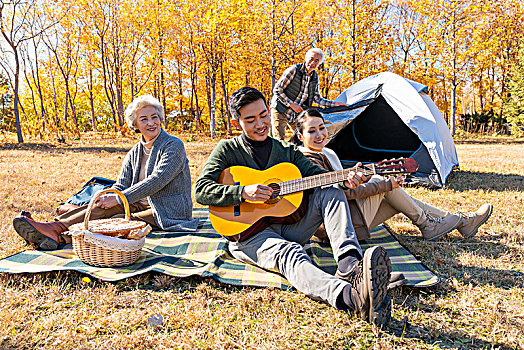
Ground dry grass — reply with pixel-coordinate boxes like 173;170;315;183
1;132;523;349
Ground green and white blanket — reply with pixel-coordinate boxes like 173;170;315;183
0;209;438;289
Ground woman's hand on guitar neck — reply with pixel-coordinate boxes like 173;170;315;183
242;184;274;202
391;176;404;189
344;163;365;189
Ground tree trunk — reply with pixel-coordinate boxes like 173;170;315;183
88;69;97;131
33;40;47;127
63;89;69;124
270;0;277;98
116;84;124;127
194;87;201;131
160;41;166;121
191;62;201;131
13;51;23;142
100;37;117;130
24;68;38;121
177;59;184;129
51;73;59;128
220;61;231;134
351;0;357;83
210;71;216;139
451;79;457;136
116;63;124;127
64;78;79;131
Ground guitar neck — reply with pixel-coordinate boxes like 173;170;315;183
279;165;377;196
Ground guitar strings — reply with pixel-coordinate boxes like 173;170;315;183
276;161;407;196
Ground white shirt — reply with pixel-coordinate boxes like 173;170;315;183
137;134;160;207
320;147;344;171
298;146;345;189
298;146;343;170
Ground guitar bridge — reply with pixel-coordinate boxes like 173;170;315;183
234;182;241;216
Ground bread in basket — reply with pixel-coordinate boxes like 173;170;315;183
65;189;151;267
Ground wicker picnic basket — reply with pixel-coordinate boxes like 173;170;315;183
66;189;151;267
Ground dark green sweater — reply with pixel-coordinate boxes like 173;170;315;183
194;136;327;207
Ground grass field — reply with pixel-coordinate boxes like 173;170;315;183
1;132;523;349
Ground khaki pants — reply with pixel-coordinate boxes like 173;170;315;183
270;107;295;140
56;201;158;230
356;176;449;229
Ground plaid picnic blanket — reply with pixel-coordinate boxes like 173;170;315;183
0;209;438;289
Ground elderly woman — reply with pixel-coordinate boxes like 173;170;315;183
13;94;198;250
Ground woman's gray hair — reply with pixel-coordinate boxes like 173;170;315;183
124;94;165;131
306;48;325;64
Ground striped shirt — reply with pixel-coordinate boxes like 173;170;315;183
271;63;337;116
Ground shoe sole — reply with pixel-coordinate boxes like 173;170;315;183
363;246;392;326
13;217;58;250
426;215;462;242
460;204;493;239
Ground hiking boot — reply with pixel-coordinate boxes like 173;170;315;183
346;271;407;291
388;272;408;290
457;204;493;239
13;216;68;250
418;212;461;241
336;246;392;326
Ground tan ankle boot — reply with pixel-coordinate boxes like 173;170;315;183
418;212;461;241
457;204;493;238
13;216;68;250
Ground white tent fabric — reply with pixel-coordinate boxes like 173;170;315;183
332;72;459;184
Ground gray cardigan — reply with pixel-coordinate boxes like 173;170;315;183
113;129;199;231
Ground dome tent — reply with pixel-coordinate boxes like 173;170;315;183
322;72;458;188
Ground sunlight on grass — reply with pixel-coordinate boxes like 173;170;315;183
0;134;523;348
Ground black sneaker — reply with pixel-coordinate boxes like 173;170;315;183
335;246;392;326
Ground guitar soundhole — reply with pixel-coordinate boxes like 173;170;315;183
266;183;281;204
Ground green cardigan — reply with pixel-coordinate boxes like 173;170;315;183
194;136;327;207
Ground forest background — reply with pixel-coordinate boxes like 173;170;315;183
0;0;523;143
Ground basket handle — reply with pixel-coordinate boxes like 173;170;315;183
83;188;130;230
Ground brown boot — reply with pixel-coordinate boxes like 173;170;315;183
13;216;68;250
336;246;392;326
457;204;493;239
381;189;460;241
388;272;408;290
418;212;461;241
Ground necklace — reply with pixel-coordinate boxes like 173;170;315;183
141;135;157;157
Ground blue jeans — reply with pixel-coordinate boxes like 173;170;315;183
228;186;362;307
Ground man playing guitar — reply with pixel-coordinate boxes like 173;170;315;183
194;87;392;326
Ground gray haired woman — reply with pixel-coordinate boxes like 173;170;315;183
13;94;199;250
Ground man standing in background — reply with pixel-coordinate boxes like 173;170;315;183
270;48;346;140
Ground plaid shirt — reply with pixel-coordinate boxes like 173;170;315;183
271;63;336;116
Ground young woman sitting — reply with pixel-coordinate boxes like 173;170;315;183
289;109;493;243
13;94;198;250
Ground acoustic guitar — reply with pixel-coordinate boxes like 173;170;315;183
209;158;419;242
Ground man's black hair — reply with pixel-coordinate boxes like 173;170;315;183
229;87;267;121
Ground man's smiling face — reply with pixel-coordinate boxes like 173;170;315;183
305;52;322;73
234;98;270;142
